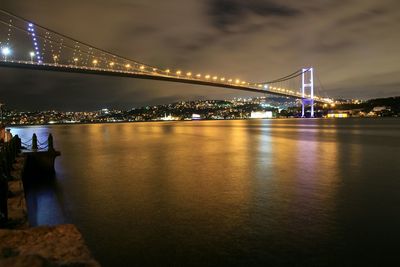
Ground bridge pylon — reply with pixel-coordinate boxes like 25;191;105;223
301;67;314;118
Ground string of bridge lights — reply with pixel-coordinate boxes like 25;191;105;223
0;8;333;103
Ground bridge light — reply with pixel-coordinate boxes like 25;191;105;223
205;75;210;79
258;84;262;88
264;85;269;89
186;72;192;77
1;47;11;60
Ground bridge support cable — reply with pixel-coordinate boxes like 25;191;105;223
0;8;334;104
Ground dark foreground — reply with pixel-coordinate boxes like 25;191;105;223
11;118;400;266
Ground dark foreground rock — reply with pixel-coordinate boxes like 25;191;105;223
0;224;100;267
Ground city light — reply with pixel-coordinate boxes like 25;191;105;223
205;75;210;79
186;72;192;77
92;59;98;66
176;70;182;75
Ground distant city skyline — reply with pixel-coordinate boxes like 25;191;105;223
1;0;399;111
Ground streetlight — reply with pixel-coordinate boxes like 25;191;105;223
92;59;98;68
2;47;11;61
53;55;58;64
29;51;35;63
73;57;78;66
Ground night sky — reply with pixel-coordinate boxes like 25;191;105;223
1;0;399;111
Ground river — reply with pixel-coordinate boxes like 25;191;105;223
10;118;400;266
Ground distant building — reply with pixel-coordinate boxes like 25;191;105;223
373;106;390;112
250;111;273;119
159;114;179;121
327;113;349;118
192;114;201;120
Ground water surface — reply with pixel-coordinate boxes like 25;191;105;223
11;119;400;266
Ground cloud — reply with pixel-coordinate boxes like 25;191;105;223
207;0;300;32
0;0;399;110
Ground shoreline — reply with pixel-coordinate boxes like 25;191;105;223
7;116;399;128
0;138;100;266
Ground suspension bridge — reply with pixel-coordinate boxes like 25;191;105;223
0;9;334;117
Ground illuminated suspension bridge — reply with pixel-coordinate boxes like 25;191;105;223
0;9;334;117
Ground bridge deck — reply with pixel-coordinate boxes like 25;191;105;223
0;61;329;103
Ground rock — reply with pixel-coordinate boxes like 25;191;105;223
0;224;100;266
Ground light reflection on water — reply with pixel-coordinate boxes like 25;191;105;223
10;118;400;266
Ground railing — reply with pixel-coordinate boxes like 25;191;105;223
20;133;55;151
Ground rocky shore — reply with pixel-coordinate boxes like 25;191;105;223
0;143;100;266
0;224;100;267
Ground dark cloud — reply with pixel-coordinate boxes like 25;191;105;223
207;0;300;32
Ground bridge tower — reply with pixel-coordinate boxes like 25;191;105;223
301;67;314;118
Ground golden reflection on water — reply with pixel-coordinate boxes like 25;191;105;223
10;119;400;266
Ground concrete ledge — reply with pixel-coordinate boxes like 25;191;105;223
0;224;100;267
23;150;61;179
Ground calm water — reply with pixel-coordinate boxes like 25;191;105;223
11;119;400;266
